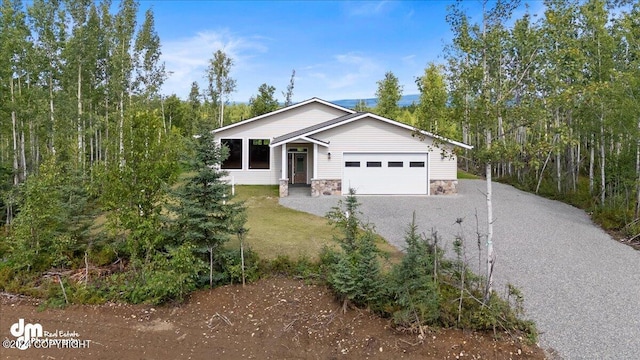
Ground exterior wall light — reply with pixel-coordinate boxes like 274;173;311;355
328;152;331;160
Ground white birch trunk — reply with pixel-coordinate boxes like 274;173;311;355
77;65;83;168
600;117;606;204
105;95;109;166
119;92;125;167
485;129;494;303
589;134;595;194
11;79;19;186
49;73;56;155
555;109;561;193
219;99;224;128
636;119;640;219
20;125;26;180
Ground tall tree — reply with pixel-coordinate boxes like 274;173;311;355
617;2;640;218
99;109;181;265
187;81;202;135
112;0;137;166
447;0;523;301
206;50;236;128
171;131;245;288
27;0;66;157
579;0;616;205
415;63;453;137
133;8;165;103
0;0;31;186
249;83;279;117
282;69;295;106
374;71;402;119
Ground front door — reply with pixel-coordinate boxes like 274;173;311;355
289;153;307;184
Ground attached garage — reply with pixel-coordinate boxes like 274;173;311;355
342;153;429;195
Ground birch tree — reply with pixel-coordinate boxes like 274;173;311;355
447;0;526;301
374;71;403;119
133;9;165;103
206;50;236;128
112;0;137;166
282;69;295;106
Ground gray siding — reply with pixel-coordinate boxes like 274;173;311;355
216;103;350;185
313;117;457;180
215;103;349;140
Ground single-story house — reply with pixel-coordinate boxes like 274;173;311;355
212;97;472;197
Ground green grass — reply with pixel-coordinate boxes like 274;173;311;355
228;185;403;263
457;169;481;179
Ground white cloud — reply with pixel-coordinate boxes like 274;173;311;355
294;52;383;100
160;30;268;99
344;1;391;17
330;53;380;89
402;54;416;67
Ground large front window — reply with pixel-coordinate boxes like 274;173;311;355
249;139;270;169
221;139;242;169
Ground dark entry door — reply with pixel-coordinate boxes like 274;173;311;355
289;153;307;184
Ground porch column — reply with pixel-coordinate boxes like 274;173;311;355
279;144;289;197
281;144;287;179
313;143;318;179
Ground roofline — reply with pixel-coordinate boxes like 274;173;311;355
270;135;330;148
300;136;330;147
212;97;356;134
365;113;474;149
271;112;473;150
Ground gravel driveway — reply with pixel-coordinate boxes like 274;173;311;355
280;179;640;359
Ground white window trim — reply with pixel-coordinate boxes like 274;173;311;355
248;138;272;171
220;138;244;170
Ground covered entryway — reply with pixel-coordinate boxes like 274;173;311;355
342;152;428;195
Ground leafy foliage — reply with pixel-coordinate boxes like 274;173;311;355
374;71;403;119
6;158;92;272
249;83;279;117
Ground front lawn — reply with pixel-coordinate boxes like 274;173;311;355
228;185;402;263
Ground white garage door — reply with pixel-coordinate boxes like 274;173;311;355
342;153;428;195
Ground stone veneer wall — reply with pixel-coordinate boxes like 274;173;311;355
311;179;342;197
279;179;289;197
430;180;458;195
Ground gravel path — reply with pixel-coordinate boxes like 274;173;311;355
280;179;640;359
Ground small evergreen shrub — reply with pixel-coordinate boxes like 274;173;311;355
321;191;537;342
325;189;385;309
214;247;261;285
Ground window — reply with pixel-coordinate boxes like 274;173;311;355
366;161;382;167
249;139;270;169
287;148;307;153
345;161;360;167
388;161;403;167
409;161;425;168
221;139;242;169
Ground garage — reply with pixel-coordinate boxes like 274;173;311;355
342;152;428;195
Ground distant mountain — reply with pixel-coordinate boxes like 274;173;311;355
332;94;420;109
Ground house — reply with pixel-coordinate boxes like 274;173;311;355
212;98;472;197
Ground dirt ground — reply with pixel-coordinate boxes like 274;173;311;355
0;277;544;360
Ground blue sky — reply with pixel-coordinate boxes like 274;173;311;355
149;1;543;103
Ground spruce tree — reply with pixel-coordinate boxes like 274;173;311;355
326;189;383;309
172;130;246;288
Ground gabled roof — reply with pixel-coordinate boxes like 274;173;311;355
271;112;364;145
270;112;473;150
212;97;356;134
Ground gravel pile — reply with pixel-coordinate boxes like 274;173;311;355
280;179;640;359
